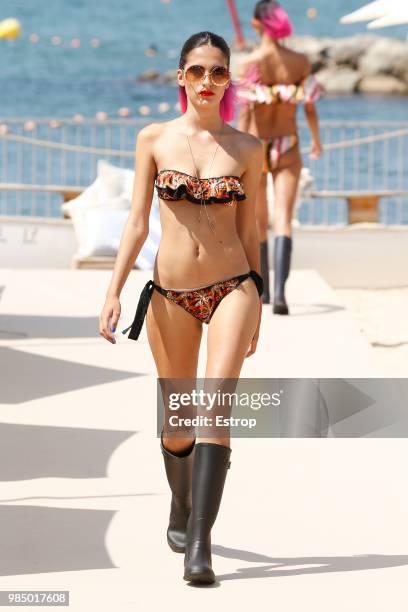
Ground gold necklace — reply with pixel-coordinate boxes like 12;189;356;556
186;120;225;235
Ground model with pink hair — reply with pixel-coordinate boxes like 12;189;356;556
237;1;323;314
100;31;264;585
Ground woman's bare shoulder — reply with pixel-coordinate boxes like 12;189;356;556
283;46;311;73
228;125;262;155
136;121;167;144
237;50;259;76
138;118;188;145
239;131;262;173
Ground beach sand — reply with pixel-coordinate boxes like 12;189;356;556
335;287;408;377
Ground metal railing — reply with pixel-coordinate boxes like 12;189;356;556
1;118;407;224
297;121;408;225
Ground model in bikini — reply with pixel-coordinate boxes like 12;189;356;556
99;31;263;585
237;0;322;314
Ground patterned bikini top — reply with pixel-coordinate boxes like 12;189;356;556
154;169;246;205
236;61;323;106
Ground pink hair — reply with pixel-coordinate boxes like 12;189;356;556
178;81;236;122
220;81;236;122
261;2;293;40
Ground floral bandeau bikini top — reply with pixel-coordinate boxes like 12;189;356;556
154;169;246;206
236;61;323;106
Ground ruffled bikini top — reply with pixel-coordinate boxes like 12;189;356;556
236;61;323;106
154;169;246;205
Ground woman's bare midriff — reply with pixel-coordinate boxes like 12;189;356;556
153;199;250;289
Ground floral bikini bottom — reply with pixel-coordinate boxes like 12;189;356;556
262;134;299;173
122;270;263;341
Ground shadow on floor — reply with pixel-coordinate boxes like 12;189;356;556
213;544;408;581
0;505;116;576
0;314;117;340
0;422;136;480
1;346;141;404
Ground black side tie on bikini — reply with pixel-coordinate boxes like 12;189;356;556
249;269;264;299
121;270;264;341
121;280;155;341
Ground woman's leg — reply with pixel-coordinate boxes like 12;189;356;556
271;147;302;314
146;291;203;553
255;172;269;243
146;289;202;453
271;146;302;237
202;276;259;445
183;277;259;583
256;172;271;303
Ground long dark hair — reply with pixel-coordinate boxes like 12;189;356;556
178;31;236;121
178;31;230;70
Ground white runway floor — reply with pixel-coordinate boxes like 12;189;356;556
0;269;407;610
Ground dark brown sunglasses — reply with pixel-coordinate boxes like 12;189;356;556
183;65;231;87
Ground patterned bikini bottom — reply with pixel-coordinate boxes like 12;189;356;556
122;270;263;341
262;134;299;173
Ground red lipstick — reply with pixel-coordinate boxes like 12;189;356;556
199;90;215;97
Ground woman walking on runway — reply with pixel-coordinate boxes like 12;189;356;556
237;0;322;314
99;31;264;584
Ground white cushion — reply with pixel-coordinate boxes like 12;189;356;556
136;197;161;270
70;205;129;258
62;159;133;218
70;193;162;263
66;159;161;264
97;159;134;199
122;169;135;201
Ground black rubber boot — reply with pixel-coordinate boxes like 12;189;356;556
160;432;196;553
260;240;271;304
183;443;232;584
273;235;292;315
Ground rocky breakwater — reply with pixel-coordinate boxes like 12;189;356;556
137;35;408;96
287;35;408;95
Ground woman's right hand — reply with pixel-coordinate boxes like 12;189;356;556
99;294;121;344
